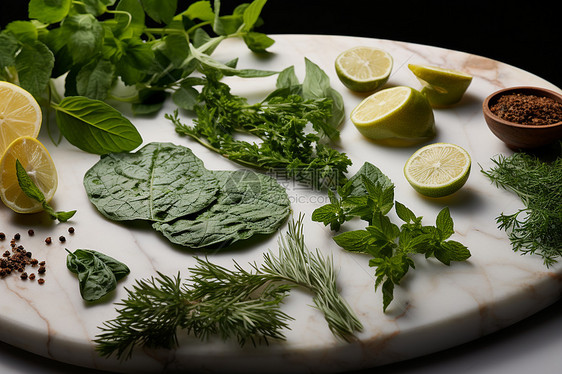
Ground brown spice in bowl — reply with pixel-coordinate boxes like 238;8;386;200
490;93;562;126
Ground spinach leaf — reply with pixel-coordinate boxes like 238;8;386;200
83;142;219;222
54;96;143;154
66;249;130;302
153;169;291;249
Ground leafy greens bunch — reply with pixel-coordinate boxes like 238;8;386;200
94;216;363;361
312;162;471;312
169;59;351;189
482;150;562;267
0;0;274;154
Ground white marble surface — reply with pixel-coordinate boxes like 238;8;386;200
0;35;561;373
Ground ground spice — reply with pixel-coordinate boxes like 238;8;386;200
490;93;562;126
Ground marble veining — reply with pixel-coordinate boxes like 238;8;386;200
0;34;561;373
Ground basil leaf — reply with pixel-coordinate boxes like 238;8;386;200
28;0;72;24
66;249;130;302
242;0;267;31
54;96;143;154
83;142;220;222
153;169;291;249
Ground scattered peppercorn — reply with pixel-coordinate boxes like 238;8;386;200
0;238;45;285
38;278;45;285
68;227;75;234
28;229;34;236
59;236;66;242
29;273;35;280
13;233;20;240
0;233;5;240
20;272;28;280
45;237;52;244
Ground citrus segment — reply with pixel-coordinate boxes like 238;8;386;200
404;142;471;198
408;64;472;107
0;81;42;155
350;86;435;144
0;136;58;213
335;46;393;92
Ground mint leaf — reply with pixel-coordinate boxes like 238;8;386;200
29;0;72;24
76;58;115;100
61;14;104;64
15;159;76;222
141;0;178;24
435;207;455;239
15;41;54;98
0;33;19;69
333;230;372;254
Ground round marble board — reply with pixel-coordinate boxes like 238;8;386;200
0;35;560;374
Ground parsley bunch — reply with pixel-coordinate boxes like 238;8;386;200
312;162;471;312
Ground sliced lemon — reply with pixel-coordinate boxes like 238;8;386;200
350;86;435;145
408;64;472;107
335;46;393;92
404;142;471;198
0;81;42;155
0;136;58;213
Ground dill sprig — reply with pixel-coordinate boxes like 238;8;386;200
94;216;362;360
482;151;562;266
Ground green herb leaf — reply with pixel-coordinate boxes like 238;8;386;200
66;249;130;302
15;159;76;222
15;41;54;99
61;14;104;64
83;142;220;222
54;96;143;154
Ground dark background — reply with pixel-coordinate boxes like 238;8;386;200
1;1;560;88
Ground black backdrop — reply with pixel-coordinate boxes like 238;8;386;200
1;1;560;88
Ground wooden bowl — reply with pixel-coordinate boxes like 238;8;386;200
482;86;562;149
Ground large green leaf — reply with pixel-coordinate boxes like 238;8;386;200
153;169;291;249
54;96;142;154
83;142;219;222
28;0;72;24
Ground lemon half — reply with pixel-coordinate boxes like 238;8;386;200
0;81;42;155
335;46;393;92
350;86;435;145
0;136;58;213
404;142;471;198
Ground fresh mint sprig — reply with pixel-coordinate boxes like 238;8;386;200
15;159;76;222
312;162;471;312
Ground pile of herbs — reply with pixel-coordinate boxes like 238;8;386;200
482;149;562;266
0;0;274;154
94;216;363;360
168;59;351;189
312;162;471;312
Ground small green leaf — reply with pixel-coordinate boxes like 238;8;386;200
15;159;45;202
76;58;115;100
54;96;143;154
436;207;454;239
242;0;267;31
243;32;274;53
0;33;19;69
395;201;416;223
333;230;372;253
61;14;104;64
29;0;72;24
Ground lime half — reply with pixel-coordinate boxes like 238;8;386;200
404;142;471;198
350;86;435;145
408;64;472;107
335;46;393;92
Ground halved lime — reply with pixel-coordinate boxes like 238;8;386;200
335;46;393;92
404;142;471;198
350;86;435;145
408;64;472;107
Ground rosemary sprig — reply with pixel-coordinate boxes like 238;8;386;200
94;216;362;360
482;151;562;266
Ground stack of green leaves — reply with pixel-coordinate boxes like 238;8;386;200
83;142;291;249
312;162;471;311
0;0;274;154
